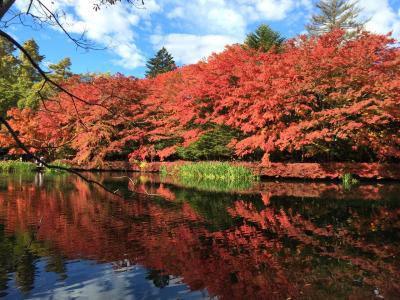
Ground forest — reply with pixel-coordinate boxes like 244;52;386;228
0;28;398;168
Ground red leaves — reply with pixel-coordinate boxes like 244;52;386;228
2;30;399;164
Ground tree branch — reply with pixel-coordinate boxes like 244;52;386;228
0;0;16;19
0;115;124;198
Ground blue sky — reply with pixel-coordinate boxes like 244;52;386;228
4;0;400;78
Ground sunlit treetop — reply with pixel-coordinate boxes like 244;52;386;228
307;0;366;35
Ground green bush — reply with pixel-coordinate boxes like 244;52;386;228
176;125;240;161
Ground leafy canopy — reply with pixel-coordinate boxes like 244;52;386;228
1;31;399;165
0;37;74;113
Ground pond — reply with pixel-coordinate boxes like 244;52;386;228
0;172;399;299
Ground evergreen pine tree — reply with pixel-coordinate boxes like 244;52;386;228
48;57;73;80
18;39;45;82
18;57;73;110
244;24;285;52
145;47;176;78
307;0;365;35
0;37;19;116
15;39;45;110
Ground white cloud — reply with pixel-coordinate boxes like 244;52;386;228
253;0;297;20
151;33;237;64
155;0;312;64
165;0;246;37
13;0;400;71
15;0;161;69
167;6;184;19
236;0;307;21
359;0;400;39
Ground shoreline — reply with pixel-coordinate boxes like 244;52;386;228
59;160;400;181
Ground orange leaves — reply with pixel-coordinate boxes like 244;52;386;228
3;30;400;164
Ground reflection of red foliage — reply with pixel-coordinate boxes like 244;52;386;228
0;176;399;299
156;184;176;201
228;199;400;296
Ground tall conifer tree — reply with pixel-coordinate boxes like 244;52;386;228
307;0;365;35
244;24;284;52
145;47;176;78
0;37;18;116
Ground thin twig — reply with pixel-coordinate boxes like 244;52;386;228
113;176;162;197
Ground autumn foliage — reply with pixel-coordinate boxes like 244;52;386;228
1;30;399;166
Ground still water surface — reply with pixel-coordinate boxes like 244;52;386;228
0;172;399;299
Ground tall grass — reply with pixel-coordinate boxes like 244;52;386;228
178;162;256;181
0;161;36;173
161;162;258;192
0;160;71;174
45;160;71;174
342;173;358;190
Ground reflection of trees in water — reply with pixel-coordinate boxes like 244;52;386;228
227;199;400;299
0;226;68;295
146;269;170;288
15;249;35;293
45;254;67;280
0;175;71;295
0;174;398;299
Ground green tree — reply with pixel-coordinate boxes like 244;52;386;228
17;39;44;82
12;39;44;110
18;57;73;109
145;47;176;78
0;37;19;116
306;0;365;35
48;57;73;79
177;125;240;161
244;24;285;52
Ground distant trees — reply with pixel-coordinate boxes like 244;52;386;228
244;24;285;52
19;57;73;110
15;39;44;110
0;38;44;115
145;47;176;78
307;0;365;35
0;37;73;113
0;38;18;116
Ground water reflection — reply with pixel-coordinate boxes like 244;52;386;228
0;173;399;299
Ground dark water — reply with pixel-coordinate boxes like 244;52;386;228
0;172;399;300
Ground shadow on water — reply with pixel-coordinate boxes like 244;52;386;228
0;172;398;299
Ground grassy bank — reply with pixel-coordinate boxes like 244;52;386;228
0;161;36;173
160;162;258;192
45;160;71;174
0;160;71;174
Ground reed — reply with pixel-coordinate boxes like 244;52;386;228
161;162;258;192
342;173;358;190
179;162;256;180
45;160;71;174
0;160;36;173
